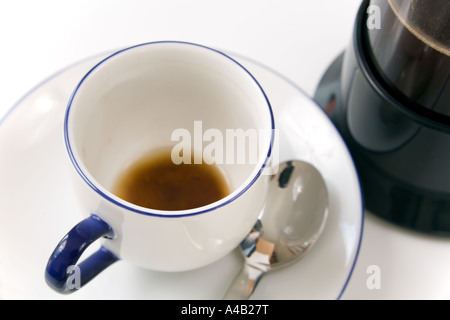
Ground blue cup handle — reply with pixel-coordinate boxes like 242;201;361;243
45;215;119;294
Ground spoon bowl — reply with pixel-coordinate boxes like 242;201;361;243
223;160;329;299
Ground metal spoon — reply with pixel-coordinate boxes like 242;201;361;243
223;160;329;299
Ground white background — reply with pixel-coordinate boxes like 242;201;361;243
1;0;450;299
0;0;360;117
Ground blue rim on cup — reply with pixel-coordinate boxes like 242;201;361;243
46;41;275;293
64;41;275;218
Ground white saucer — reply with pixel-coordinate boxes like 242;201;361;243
0;52;363;299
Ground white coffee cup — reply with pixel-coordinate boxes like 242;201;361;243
45;41;274;293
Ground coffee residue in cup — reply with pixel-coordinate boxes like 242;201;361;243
113;148;231;211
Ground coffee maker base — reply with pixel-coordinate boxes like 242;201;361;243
314;54;450;237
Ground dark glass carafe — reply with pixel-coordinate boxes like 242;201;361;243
332;0;450;235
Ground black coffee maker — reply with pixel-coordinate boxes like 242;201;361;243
315;0;450;235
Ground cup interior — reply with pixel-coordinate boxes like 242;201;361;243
65;42;273;215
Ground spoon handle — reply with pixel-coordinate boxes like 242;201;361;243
223;264;264;300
